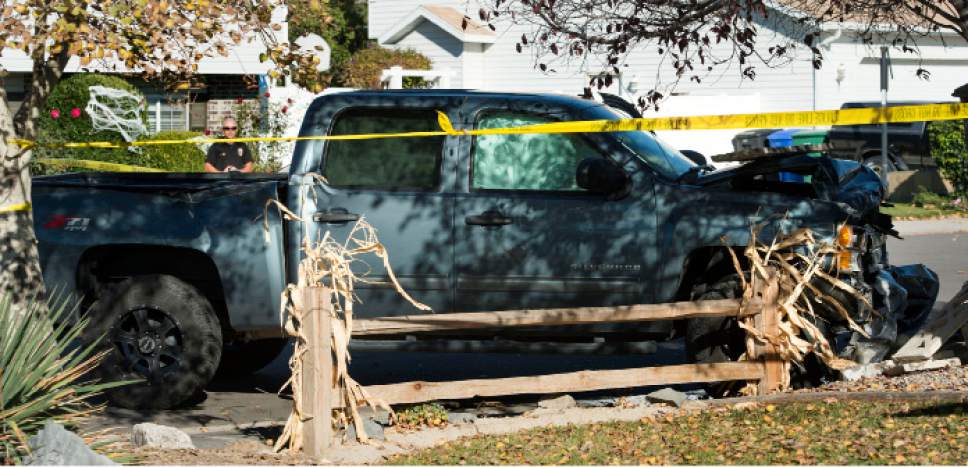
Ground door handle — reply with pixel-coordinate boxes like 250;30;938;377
313;209;360;224
465;210;512;226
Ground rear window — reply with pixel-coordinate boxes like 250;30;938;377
322;108;444;190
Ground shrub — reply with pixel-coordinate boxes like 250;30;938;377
35;74;147;169
139;131;206;172
0;295;130;463
337;45;433;89
927;120;968;196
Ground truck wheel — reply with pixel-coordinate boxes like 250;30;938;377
685;275;746;398
215;338;288;379
687;275;832;396
84;275;223;410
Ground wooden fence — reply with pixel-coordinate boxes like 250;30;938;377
298;270;782;457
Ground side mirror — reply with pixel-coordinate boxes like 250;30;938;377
680;149;708;166
576;157;630;199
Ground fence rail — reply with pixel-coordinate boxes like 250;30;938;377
297;268;782;457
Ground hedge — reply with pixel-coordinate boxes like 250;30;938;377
927;120;968;196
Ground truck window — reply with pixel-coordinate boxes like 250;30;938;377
471;111;598;191
323;108;444;190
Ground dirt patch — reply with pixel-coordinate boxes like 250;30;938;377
131;440;315;465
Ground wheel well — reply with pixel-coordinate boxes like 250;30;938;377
76;245;231;333
674;246;747;302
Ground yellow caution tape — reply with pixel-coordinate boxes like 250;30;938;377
0;202;31;214
33;158;164;172
8;102;968;150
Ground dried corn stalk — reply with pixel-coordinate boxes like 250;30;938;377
729;224;869;394
265;196;429;453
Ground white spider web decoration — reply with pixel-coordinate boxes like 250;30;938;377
86;85;148;143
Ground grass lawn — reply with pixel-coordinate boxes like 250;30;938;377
387;400;968;465
882;202;967;219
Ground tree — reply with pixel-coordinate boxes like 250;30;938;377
0;0;322;314
289;0;368;77
482;0;968;107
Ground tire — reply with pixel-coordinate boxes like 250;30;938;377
685;275;747;397
862;155;895;175
215;338;288;379
686;275;831;396
83;275;223;410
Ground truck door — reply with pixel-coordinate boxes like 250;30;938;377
454;107;658;314
297;105;457;318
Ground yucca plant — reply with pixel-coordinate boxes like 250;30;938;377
0;293;128;463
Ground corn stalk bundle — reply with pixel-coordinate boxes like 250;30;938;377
730;225;869;393
266;199;429;453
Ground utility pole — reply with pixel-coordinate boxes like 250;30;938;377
880;46;890;183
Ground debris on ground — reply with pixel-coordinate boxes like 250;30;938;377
25;422;116;466
132;440;312;465
130;423;194;450
883;357;962;376
815;362;968;393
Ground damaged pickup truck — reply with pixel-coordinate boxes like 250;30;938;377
33;90;938;409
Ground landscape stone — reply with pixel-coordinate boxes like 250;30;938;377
537;395;577;410
25;422;115;465
839;360;897;381
645;388;687;407
357;406;392;425
131;423;194;449
346;417;385;441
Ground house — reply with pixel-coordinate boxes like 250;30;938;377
0;6;323;135
369;0;968;155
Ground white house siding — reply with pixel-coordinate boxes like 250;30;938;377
392;20;466;86
815;35;968;110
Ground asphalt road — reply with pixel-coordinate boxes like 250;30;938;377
89;230;968;441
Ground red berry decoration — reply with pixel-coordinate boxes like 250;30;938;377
281;106;288;114
204;129;211;136
70;107;82;118
264;91;271;98
50;109;61;119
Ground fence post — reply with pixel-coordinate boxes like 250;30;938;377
753;267;783;394
301;286;333;459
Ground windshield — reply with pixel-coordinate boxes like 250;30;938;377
579;104;697;179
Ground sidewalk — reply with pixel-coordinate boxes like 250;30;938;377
894;218;968;237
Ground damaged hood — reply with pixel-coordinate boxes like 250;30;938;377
692;155;895;235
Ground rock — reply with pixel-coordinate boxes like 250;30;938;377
447;412;478;424
537;395;576;410
883;357;961;376
345;417;385;441
576;397;615;408
357;406;392;426
131;423;194;450
645;388;687;408
684;389;708;401
25;422;115;465
839;360;897;381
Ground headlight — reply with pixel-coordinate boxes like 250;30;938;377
837;225;853;248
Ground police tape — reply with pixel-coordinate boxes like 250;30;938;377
0;202;31;214
9;102;968;151
32;158;164;172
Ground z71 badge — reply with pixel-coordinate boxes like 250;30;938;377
43;214;91;231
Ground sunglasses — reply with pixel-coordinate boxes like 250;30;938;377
223;126;238;130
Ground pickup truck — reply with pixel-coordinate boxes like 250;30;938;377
33;90;934;409
826;101;949;175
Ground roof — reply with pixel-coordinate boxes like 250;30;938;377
380;4;496;45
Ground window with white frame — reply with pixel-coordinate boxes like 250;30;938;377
145;94;189;132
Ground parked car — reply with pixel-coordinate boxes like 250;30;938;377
826;101;952;175
33;90;934;409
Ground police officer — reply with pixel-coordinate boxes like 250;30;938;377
204;117;254;173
